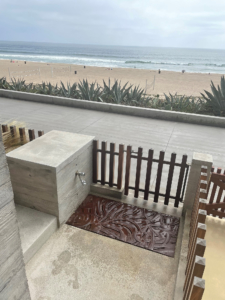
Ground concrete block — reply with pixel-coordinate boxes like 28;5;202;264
174;210;191;300
0;143;7;168
16;205;58;264
0;179;14;210
183;152;213;212
7;130;95;225
90;183;124;199
0;130;31;299
0;201;22;267
1;267;31;300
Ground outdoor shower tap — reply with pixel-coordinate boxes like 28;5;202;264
76;171;86;185
76;171;85;176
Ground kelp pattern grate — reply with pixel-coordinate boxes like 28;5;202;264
67;195;180;257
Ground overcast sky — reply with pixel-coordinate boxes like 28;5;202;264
1;0;225;49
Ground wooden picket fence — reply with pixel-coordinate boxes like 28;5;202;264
205;167;225;219
183;166;208;300
93;140;190;207
1;124;44;141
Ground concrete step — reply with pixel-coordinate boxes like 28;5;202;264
16;205;58;264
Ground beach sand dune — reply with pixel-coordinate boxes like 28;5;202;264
0;59;222;97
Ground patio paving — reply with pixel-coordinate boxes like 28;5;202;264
0;96;225;204
26;217;184;300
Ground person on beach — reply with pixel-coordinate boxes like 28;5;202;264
158;69;161;74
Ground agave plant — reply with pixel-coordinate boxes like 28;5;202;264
78;79;102;101
102;79;132;104
127;86;146;106
0;77;10;89
35;82;59;96
9;78;28;91
60;82;78;98
163;93;203;113
201;76;225;116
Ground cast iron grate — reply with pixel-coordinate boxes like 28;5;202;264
67;195;180;257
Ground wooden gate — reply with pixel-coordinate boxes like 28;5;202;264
93;140;189;207
206;167;225;219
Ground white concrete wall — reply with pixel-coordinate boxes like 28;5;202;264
0;131;31;300
1;89;225;128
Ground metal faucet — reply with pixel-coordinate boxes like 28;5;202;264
76;171;86;185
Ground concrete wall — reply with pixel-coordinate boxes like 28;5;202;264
0;131;31;299
1;89;225;128
7;131;94;225
183;152;213;213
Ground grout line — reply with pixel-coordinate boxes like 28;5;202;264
76;115;106;134
165;123;177;153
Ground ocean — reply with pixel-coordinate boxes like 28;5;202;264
0;41;225;74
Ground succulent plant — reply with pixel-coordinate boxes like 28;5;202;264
164;93;203;113
60;82;78;98
0;76;212;115
201;76;225;116
78;79;102;101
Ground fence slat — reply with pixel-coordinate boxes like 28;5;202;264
188;217;207;262
184;256;205;300
38;130;44;137
134;147;143;198
101;141;107;185
164;152;176;205
188;277;205;300
209;177;219;204
144;149;154;200
2;124;8;133
109;143;115;187
93;140;98;184
154;151;165;203
174;154;188;207
10;126;16;137
117;144;124;189
19;127;26;142
124;145;132;196
221;170;225;214
28;129;35;141
185;237;206;285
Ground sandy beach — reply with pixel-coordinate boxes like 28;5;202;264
0;59;223;97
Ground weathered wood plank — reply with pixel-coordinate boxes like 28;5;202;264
144;149;154;201
92;140;99;184
134;147;142;198
109;143;115;187
164;152;176;205
154;151;164;203
174;154;188;207
28;129;35;141
117;144;124;190
124;145;132;196
101;141;107;185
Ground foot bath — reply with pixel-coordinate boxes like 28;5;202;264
67;195;180;257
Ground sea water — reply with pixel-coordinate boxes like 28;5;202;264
0;41;225;74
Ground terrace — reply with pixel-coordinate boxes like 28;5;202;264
0;93;225;300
